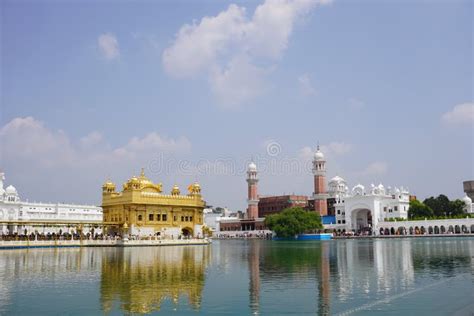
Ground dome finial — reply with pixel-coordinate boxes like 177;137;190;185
140;168;145;177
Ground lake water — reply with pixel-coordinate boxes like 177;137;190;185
0;238;473;315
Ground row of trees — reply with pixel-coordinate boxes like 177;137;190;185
264;207;323;238
408;194;467;219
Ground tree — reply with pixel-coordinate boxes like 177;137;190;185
408;200;433;219
423;194;450;217
423;194;467;217
449;199;466;216
264;207;323;238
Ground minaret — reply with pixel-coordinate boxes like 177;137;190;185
246;161;259;219
0;171;5;197
313;145;328;216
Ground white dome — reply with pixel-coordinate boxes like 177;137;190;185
5;185;17;195
329;175;346;184
314;150;324;161
248;162;257;172
462;194;472;205
352;184;365;195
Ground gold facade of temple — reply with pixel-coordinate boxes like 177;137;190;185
101;169;205;237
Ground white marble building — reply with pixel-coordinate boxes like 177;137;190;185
0;172;103;236
327;174;410;233
462;194;473;213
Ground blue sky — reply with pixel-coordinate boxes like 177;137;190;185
1;0;472;210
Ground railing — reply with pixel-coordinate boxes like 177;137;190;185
0;238;210;248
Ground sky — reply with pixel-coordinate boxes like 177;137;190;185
1;0;473;211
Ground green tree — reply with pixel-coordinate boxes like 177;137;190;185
449;199;466;216
264;207;323;238
423;195;467;217
408;200;434;219
423;194;450;217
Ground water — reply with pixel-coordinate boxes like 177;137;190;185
0;238;473;315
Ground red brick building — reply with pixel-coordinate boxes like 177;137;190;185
258;195;309;217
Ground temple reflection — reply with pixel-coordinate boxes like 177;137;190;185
100;246;210;314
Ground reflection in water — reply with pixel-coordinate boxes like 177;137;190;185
319;242;331;316
247;240;331;315
100;246;210;314
248;240;260;314
411;239;473;275
244;238;473;315
0;238;472;315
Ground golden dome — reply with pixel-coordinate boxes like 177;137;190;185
138;168;153;186
102;179;116;192
188;182;201;195
171;184;180;195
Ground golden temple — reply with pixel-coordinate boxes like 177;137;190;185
101;169;205;238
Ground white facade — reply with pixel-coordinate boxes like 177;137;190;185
328;175;410;233
462;194;473;213
0;172;103;236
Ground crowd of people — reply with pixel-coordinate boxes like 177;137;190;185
0;232;116;241
214;231;273;239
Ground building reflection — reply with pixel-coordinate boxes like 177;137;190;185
100;246;210;314
248;240;260;314
247;240;331;315
333;239;415;299
318;242;331;316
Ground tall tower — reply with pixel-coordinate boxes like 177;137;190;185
0;171;5;195
313;145;328;216
246;161;259;219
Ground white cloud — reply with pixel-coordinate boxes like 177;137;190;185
114;132;191;159
320;142;353;156
0;117;191;169
298;146;314;161
80;131;104;148
162;0;332;107
298;73;317;96
98;33;120;60
0;117;75;167
360;161;388;176
441;102;474;125
0;117;195;205
210;56;268;108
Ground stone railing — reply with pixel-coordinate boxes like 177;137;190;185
0;238;210;249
